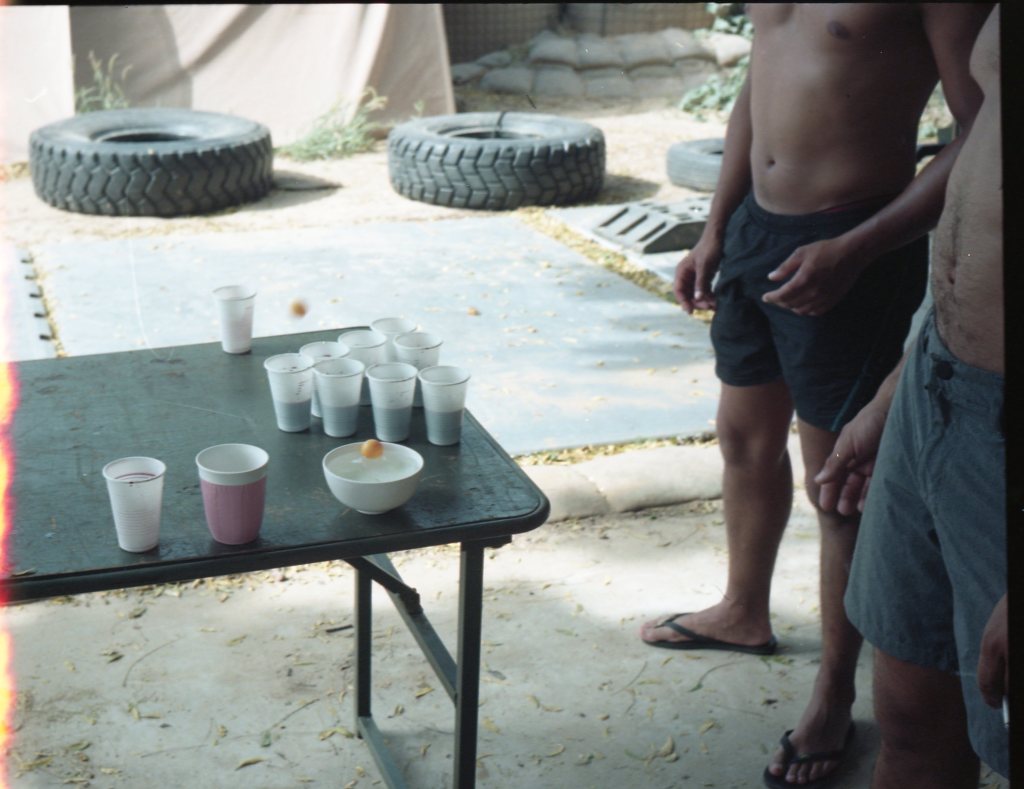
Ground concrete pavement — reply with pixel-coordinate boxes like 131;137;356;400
2;184;999;789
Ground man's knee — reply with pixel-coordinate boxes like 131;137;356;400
716;381;794;467
717;422;791;468
873;650;972;752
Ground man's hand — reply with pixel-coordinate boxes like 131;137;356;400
814;401;889;515
762;237;865;316
674;237;721;314
978;594;1008;709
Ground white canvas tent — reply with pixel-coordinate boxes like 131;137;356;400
0;4;455;166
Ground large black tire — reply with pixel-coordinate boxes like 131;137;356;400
29;108;274;217
666;138;724;192
387;112;605;210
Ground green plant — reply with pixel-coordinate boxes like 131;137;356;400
706;2;754;37
277;88;388;161
680;54;749;120
75;52;132;113
679;3;752;120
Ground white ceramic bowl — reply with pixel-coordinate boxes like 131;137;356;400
322;442;424;514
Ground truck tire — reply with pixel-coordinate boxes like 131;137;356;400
29;108;274;217
388;112;605;210
666;138;724;192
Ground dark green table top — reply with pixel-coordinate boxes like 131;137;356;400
2;330;549;603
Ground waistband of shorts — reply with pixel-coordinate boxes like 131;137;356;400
743;191;894;233
916;307;1004;421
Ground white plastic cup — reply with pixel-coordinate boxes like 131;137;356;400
195;444;269;545
213;285;256;354
264;353;314;432
394;331;443;407
339;329;388;405
299;340;350;417
102;457;166;552
366;362;418;442
313;357;366;438
371;317;417;362
418;365;471;446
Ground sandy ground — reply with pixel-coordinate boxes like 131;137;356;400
1;95;1009;788
7;497;870;789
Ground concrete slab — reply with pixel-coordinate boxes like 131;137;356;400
0;243;57;362
29;216;719;457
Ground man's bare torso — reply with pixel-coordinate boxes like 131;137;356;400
747;4;938;214
931;7;1002;374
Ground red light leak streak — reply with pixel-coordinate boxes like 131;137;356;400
0;207;18;789
0;2;18;784
0;351;14;787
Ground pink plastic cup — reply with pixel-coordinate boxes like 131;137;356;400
195;444;269;545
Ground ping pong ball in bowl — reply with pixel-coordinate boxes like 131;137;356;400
361;439;384;459
323;442;423;514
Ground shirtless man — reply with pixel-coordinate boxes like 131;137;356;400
818;8;1007;783
638;4;993;787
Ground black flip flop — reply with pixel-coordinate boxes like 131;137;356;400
762;722;857;789
642;613;778;655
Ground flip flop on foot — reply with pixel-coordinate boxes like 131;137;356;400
762;722;856;788
641;613;778;655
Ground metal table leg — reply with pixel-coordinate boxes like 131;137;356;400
454;541;484;787
347;538;509;789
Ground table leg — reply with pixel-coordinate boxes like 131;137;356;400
349;540;506;789
454;542;485;789
355;565;372;722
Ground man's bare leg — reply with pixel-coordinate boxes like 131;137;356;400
640;379;794;647
766;418;863;784
871;650;980;788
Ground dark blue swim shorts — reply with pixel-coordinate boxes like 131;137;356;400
710;193;928;431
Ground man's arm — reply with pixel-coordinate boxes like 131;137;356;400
674;73;753;313
761;3;993;316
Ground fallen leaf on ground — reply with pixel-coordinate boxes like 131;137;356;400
319;726;356;740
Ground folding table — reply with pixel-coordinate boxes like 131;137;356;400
1;330;550;788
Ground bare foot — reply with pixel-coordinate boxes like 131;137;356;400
765;695;855;786
638;604;773;648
